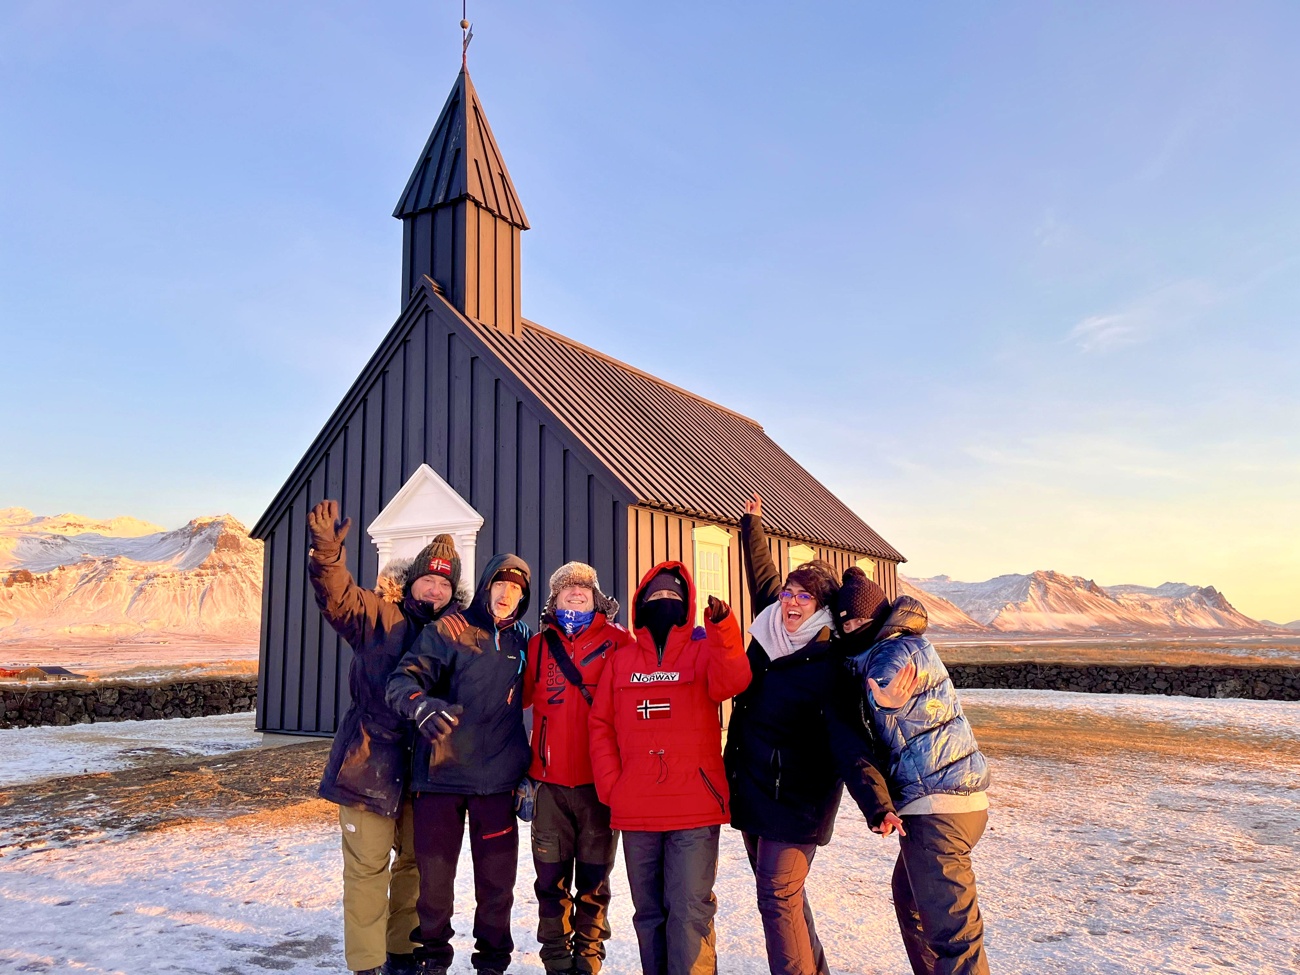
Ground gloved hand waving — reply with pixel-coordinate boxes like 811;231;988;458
706;595;730;624
307;499;351;559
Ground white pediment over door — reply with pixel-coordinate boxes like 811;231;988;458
367;464;485;590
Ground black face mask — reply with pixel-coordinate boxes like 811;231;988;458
638;598;684;652
839;616;885;653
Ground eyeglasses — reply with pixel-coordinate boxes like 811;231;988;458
778;590;814;603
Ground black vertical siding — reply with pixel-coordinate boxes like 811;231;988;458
515;405;542;592
253;295;887;737
494;383;518;554
254;530;276;732
256;299;628;734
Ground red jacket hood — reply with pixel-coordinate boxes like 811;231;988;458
632;560;699;661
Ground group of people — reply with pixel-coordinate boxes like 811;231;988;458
306;490;991;975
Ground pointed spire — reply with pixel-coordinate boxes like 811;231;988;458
393;69;528;230
394;69;528;334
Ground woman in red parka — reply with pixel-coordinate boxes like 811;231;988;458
523;561;635;975
588;561;750;975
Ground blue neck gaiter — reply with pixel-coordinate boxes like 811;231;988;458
556;608;595;637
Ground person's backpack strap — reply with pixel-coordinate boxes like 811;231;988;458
542;628;594;706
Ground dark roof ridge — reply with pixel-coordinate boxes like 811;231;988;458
517;317;762;428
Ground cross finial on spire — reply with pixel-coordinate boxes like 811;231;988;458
461;1;473;68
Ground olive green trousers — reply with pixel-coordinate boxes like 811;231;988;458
339;800;420;971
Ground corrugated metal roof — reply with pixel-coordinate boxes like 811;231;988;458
461;310;905;562
393;68;529;229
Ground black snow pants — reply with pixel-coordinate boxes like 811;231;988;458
742;833;828;975
892;809;990;975
411;791;519;972
621;825;721;975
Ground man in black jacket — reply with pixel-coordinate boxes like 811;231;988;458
308;500;464;975
386;553;532;975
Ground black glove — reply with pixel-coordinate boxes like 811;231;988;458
706;595;730;624
412;699;463;743
307;499;351;557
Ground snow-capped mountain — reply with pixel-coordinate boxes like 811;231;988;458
0;511;262;646
897;576;986;632
905;570;1270;634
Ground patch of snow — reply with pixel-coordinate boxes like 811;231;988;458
0;712;264;787
960;688;1300;738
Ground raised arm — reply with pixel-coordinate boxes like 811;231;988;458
702;596;752;702
307;499;385;650
740;492;783;617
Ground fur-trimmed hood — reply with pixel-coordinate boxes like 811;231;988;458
376;557;413;604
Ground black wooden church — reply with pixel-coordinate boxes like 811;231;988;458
252;68;905;736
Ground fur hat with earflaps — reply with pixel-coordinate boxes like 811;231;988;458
543;561;620;621
404;534;463;600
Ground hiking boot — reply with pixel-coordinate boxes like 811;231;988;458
414;962;449;975
384;954;418;975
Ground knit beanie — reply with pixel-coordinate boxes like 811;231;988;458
493;565;529;590
835;567;889;627
405;534;461;596
544;561;620;620
642;570;686;604
785;559;839;609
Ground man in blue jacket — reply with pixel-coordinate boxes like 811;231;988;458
386;553;532;975
839;568;992;975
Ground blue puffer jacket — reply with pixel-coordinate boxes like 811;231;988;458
847;596;989;808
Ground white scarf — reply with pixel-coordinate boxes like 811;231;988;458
750;601;833;661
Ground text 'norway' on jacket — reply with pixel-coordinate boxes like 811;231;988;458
588;561;751;832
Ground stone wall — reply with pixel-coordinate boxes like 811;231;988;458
2;664;1295;730
0;676;258;729
947;663;1300;701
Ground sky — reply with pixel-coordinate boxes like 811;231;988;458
2;1;1297;621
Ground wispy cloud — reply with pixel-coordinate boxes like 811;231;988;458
1069;313;1138;352
1067;279;1216;354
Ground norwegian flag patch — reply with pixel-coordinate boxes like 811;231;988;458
427;557;453;576
637;698;671;720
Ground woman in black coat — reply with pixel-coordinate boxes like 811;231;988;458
724;493;899;975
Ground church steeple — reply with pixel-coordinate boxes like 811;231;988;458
394;68;529;334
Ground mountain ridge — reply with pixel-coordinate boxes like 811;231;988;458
905;570;1276;635
1;513;261;648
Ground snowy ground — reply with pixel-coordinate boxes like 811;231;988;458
0;711;265;787
2;692;1298;975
